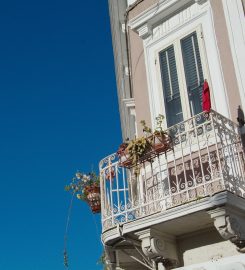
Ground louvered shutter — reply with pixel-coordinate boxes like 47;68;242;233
159;45;183;127
181;32;204;116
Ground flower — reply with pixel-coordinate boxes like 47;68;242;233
82;174;91;183
65;171;100;201
75;172;83;180
77;194;82;200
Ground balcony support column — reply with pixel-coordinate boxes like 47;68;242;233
135;229;178;269
208;207;245;253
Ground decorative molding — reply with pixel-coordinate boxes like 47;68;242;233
208;207;245;253
124;66;130;76
129;0;190;30
123;98;135;108
129;0;208;40
150;3;202;42
121;98;136;139
138;23;152;39
135;228;178;265
121;23;126;33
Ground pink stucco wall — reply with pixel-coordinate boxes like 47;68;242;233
210;0;241;121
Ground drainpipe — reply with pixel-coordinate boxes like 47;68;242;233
124;0;144;98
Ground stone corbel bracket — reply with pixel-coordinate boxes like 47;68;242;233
208;207;245;253
135;228;178;266
137;23;152;39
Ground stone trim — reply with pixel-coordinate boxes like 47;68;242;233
208;207;245;253
135;228;178;267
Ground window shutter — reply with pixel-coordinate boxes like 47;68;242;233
181;32;204;116
159;45;183;127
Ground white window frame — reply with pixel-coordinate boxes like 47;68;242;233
155;26;209;128
142;2;230;130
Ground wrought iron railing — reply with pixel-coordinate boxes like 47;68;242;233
99;110;245;231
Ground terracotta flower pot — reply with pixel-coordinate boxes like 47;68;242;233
105;169;116;180
150;132;172;154
117;143;133;168
119;151;133;167
86;185;101;213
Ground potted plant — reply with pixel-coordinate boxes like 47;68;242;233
65;171;101;213
105;166;116;180
143;115;172;154
117;141;130;167
126;136;151;164
117;136;151;169
117;115;172;170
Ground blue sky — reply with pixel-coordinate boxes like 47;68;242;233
0;0;121;269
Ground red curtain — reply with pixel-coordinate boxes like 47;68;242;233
202;80;211;112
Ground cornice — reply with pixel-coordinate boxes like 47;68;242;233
102;226;121;244
129;0;208;38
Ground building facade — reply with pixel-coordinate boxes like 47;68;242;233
101;0;245;269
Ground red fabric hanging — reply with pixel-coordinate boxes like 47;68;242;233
202;80;211;112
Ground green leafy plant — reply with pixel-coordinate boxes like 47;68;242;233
126;136;150;175
155;114;165;132
63;171;101;269
141;114;166;135
140;120;152;134
65;171;100;201
126;137;149;164
117;114;171;174
97;252;109;270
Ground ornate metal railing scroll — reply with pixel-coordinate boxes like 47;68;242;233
99;110;245;231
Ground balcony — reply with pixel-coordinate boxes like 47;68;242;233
99;110;245;233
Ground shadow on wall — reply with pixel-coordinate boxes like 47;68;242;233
237;106;245;149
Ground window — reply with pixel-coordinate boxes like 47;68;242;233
159;45;184;127
159;31;204;127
